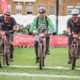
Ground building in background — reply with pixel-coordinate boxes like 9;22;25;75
0;0;80;16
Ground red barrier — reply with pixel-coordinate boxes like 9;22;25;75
14;34;34;47
13;34;68;47
50;35;68;46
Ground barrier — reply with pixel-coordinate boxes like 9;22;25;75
50;35;68;46
13;34;68;47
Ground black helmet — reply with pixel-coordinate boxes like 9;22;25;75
38;6;46;13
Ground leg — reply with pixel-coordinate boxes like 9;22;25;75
34;41;39;63
77;44;80;58
68;36;73;64
45;34;50;55
10;44;14;61
68;45;73;64
6;33;14;61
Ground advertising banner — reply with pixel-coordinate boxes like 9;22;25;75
13;34;68;47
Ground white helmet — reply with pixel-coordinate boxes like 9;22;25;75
38;6;46;13
71;9;79;15
4;9;11;15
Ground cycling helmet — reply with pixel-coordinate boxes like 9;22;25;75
38;6;46;13
71;9;79;15
4;9;11;15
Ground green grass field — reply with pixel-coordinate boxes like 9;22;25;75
0;47;80;80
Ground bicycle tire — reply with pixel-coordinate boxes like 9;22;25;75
39;43;43;70
43;57;45;67
72;45;77;70
0;51;6;68
40;57;43;70
3;40;7;67
42;45;45;67
0;44;6;68
5;42;10;66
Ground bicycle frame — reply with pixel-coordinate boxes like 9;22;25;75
71;34;80;70
38;35;45;58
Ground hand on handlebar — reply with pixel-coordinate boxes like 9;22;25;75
68;33;72;36
5;31;11;37
68;32;79;38
5;30;14;37
28;32;33;35
53;32;57;36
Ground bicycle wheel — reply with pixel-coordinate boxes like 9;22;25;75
0;55;5;68
39;43;43;70
71;45;77;70
5;42;10;66
0;48;6;68
0;44;6;68
42;44;45;67
43;57;45;67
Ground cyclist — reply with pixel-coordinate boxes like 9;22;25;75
0;9;19;61
67;9;80;64
29;6;56;63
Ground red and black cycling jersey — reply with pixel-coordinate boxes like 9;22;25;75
0;16;17;31
67;17;80;34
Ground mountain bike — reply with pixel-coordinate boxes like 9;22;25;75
0;31;13;68
71;33;80;70
34;33;46;70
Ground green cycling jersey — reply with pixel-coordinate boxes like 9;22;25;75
29;16;56;33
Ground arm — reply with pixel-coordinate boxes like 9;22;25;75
67;18;71;35
0;17;1;29
11;17;19;31
67;27;71;34
47;17;56;32
29;17;37;32
14;24;19;31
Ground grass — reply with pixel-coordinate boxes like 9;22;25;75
0;76;80;80
0;47;80;80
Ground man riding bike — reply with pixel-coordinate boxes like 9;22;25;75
0;9;19;61
67;9;80;64
29;6;56;63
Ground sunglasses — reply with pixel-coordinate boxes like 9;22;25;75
39;12;45;14
72;14;78;16
4;14;10;16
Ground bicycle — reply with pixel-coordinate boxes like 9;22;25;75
0;30;13;68
29;30;56;70
70;33;80;70
34;33;46;70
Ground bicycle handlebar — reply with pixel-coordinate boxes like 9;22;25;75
0;30;14;36
28;32;56;36
69;32;80;39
